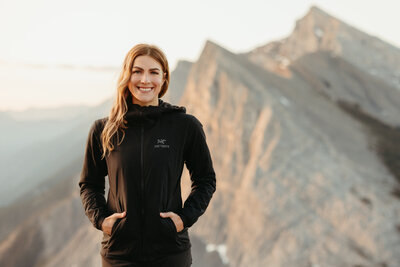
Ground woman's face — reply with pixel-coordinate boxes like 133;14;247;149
128;55;166;106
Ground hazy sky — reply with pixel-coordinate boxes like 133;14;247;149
1;0;399;111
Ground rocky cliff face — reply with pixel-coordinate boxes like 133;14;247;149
1;5;400;267
179;37;400;266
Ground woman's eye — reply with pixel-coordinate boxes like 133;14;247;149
133;70;141;74
151;72;159;75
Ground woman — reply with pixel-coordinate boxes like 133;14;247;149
78;43;216;267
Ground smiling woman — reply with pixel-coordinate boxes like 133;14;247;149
78;43;216;267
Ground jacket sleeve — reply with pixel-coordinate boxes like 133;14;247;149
78;119;111;231
179;115;216;228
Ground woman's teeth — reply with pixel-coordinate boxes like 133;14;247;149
138;87;153;92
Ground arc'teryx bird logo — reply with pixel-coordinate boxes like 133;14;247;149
154;138;169;148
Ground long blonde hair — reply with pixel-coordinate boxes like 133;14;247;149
100;44;170;159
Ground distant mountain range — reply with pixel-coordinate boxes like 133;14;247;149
1;6;399;267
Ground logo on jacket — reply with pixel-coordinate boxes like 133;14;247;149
155;138;169;148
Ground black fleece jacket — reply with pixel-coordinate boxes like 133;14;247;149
78;96;216;260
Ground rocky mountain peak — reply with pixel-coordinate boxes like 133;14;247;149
246;5;400;89
308;5;336;20
198;40;237;65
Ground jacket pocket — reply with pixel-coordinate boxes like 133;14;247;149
160;216;191;251
160;217;177;239
106;217;127;251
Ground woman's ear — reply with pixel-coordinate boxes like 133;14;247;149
162;72;167;84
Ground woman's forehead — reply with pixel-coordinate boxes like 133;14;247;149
133;55;162;70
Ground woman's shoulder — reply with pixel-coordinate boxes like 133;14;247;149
90;116;109;134
168;113;205;137
95;116;109;126
170;112;203;126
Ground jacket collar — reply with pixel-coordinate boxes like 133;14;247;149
124;94;186;125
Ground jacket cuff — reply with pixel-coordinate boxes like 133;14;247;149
177;211;193;229
96;214;107;231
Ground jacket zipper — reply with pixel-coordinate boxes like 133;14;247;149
140;112;145;258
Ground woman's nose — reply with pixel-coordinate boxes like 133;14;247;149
141;73;150;83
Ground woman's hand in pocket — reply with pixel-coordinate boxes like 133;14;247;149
160;211;184;232
101;211;126;235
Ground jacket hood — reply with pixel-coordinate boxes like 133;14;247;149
124;94;186;125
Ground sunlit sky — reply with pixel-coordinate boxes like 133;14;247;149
1;0;399;111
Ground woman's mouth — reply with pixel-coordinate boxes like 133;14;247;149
137;87;153;92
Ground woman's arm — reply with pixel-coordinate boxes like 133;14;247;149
78;119;111;231
179;115;217;228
